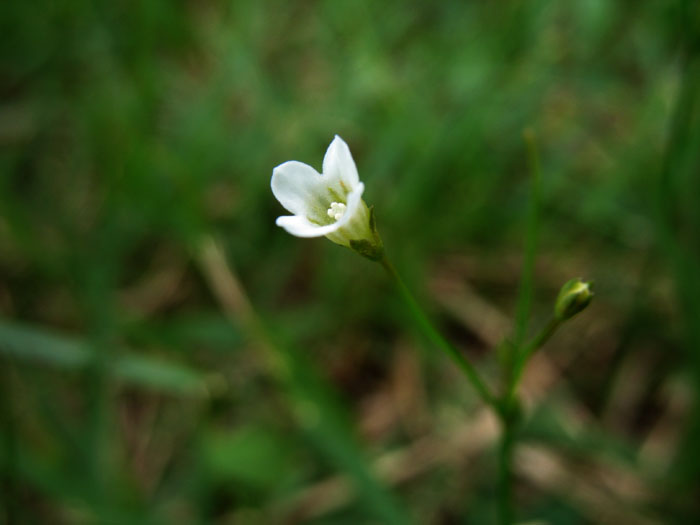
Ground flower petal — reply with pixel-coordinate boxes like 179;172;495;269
271;161;324;217
322;135;359;191
275;215;342;238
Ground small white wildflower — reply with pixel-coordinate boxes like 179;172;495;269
271;135;382;259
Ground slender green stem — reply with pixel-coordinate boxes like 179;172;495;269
513;129;542;350
496;130;549;524
506;317;561;405
497;318;561;525
380;254;498;409
497;419;515;525
378;130;558;525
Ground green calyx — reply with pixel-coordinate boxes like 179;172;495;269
349;206;383;261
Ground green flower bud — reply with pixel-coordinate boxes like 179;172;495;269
554;278;593;321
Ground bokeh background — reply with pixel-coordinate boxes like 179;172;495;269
2;1;700;523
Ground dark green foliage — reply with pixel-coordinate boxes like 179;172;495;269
1;0;699;522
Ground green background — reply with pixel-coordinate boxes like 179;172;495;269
1;1;699;523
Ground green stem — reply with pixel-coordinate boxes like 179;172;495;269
380;254;497;409
513;129;542;350
497;419;515;525
497;317;562;525
506;317;561;405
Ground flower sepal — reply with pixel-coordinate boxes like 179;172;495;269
348;206;383;261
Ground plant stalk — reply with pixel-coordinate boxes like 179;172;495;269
496;317;563;524
380;254;497;410
506;317;561;405
497;416;515;525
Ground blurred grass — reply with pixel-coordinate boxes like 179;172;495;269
1;0;700;523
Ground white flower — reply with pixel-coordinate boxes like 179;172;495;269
271;135;382;258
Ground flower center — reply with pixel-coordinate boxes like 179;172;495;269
327;202;346;222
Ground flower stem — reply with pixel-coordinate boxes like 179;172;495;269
505;317;561;405
497;317;562;525
379;254;497;409
497;417;515;525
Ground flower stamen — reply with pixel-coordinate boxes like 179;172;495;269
327;202;346;221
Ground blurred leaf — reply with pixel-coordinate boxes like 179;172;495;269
0;320;207;396
201;425;293;490
125;313;242;353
